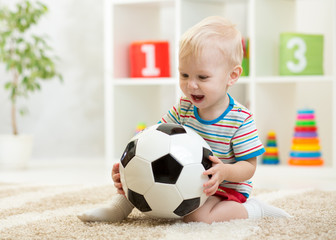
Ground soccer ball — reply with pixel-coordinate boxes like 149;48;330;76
119;123;213;219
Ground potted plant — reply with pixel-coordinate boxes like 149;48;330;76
0;0;62;169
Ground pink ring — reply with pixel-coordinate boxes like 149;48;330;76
297;114;315;120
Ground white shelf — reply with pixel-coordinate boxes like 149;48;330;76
104;0;336;172
114;78;177;86
255;75;334;84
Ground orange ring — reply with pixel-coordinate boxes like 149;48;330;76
292;138;319;144
288;158;323;166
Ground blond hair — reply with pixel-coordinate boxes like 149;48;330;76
179;16;243;68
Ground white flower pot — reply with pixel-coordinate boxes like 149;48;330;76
0;135;33;170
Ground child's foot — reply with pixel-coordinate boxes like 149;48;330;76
243;197;292;219
78;194;134;222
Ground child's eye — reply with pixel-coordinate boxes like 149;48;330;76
198;75;208;80
180;73;189;78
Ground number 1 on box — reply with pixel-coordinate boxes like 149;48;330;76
141;44;160;77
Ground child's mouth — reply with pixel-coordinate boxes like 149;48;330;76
191;94;204;102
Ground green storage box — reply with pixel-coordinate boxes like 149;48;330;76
279;33;323;75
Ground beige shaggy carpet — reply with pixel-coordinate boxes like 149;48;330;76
0;183;335;240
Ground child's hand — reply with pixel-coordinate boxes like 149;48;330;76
111;162;125;195
203;155;226;196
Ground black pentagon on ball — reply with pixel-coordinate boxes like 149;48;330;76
156;123;186;136
152;154;183;184
120;139;138;168
202;147;213;179
128;188;151;212
173;197;200;217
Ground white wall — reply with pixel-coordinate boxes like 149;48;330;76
0;0;105;160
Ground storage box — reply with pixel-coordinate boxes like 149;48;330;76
130;41;170;78
279;33;323;75
241;38;249;77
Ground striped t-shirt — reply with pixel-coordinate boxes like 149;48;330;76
159;94;265;198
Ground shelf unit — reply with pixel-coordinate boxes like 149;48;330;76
104;0;336;174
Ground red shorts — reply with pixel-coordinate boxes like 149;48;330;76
214;186;247;203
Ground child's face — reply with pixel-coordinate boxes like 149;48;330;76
179;45;234;117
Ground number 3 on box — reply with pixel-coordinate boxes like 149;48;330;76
141;44;160;77
286;37;307;73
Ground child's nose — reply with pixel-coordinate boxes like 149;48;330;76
188;79;198;89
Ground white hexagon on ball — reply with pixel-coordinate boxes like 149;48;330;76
176;163;208;202
136;128;171;162
169;133;203;166
144;183;183;218
124;156;153;195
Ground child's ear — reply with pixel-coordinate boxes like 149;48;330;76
228;65;243;86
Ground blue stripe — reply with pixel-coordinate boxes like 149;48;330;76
212;148;233;155
234;135;259;146
180;107;192;112
168;111;179;123
236;148;265;161
185;124;232;138
241;119;254;127
222;118;244;123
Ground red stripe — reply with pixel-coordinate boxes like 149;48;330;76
180;114;195;119
232;109;251;116
235;144;263;155
181;98;192;104
213;123;239;129
161;118;167;123
233;129;257;140
173;106;179;116
204;138;230;145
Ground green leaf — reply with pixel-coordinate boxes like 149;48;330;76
4;82;12;89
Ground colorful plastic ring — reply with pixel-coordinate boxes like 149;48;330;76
296;120;316;127
288;158;323;166
266;142;277;147
294;126;317;132
291;145;320;151
297;114;315;120
262;159;280;164
265;147;278;153
292;138;319;144
294;132;317;138
290;151;321;158
297;109;314;114
263;155;279;159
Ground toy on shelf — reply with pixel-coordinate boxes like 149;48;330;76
130;41;170;78
279;33;323;76
135;122;147;134
241;38;249;76
288;109;323;166
262;131;280;164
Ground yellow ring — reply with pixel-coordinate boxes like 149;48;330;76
291;144;321;151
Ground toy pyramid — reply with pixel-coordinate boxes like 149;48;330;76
288;109;323;166
262;131;280;164
136;122;146;134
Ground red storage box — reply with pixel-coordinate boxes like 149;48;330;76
130;41;170;78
